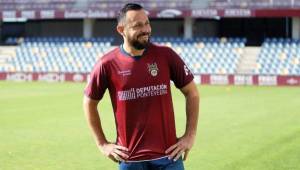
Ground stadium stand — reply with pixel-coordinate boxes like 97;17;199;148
1;36;246;75
2;36;300;76
256;38;300;75
0;0;299;11
1;37;113;73
152;37;246;74
0;0;300;85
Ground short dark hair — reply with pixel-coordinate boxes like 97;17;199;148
117;3;143;24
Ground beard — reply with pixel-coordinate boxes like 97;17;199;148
128;32;151;50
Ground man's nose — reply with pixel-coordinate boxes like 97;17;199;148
142;24;151;34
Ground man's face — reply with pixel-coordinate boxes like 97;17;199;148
122;10;151;50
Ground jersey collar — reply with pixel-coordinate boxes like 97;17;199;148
120;44;148;60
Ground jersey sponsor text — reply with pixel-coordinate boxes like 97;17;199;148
118;84;168;101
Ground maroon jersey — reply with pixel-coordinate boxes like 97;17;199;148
84;43;193;161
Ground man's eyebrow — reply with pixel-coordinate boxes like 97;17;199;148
133;20;150;25
130;21;142;26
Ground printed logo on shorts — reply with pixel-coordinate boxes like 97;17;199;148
148;63;159;77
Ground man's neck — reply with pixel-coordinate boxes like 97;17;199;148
123;42;145;56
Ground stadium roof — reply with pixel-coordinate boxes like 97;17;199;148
0;0;300;20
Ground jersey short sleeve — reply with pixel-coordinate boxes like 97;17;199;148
84;60;108;100
168;48;194;88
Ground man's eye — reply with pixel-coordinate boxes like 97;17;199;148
133;24;142;28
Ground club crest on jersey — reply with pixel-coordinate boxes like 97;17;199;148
148;63;159;77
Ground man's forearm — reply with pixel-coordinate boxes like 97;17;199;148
83;97;107;146
180;82;200;138
185;93;199;137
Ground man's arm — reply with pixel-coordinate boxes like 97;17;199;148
83;96;129;162
165;81;200;161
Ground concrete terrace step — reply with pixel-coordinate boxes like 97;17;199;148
236;47;261;74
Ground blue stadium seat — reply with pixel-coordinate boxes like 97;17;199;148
256;38;300;75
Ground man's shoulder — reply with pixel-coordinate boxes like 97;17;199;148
95;46;120;65
148;43;178;61
149;43;174;53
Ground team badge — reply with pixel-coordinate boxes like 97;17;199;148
148;63;159;77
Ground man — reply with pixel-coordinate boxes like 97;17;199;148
83;3;199;170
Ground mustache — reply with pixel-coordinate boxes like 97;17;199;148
137;32;150;37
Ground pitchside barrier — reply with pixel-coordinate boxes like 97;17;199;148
0;72;300;86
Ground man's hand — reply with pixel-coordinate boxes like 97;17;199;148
99;142;129;162
165;134;195;161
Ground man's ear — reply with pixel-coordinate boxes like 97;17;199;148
116;25;125;36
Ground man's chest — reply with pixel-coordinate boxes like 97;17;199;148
109;57;169;89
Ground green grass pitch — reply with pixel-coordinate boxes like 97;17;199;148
0;81;300;170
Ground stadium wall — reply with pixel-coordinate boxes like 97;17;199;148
1;72;300;86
